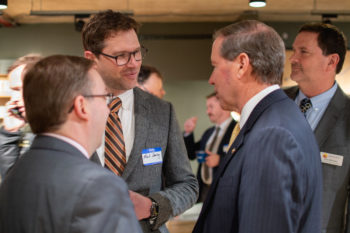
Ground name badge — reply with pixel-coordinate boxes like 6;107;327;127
142;147;163;166
320;152;343;166
223;144;229;153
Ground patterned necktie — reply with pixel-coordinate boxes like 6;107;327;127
203;127;220;182
104;97;126;176
299;98;312;116
228;123;240;148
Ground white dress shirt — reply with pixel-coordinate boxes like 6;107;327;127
240;85;280;129
42;133;89;159
205;117;232;153
201;117;233;184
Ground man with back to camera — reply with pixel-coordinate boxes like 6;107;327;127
0;54;41;179
137;65;166;99
183;92;236;202
193;20;322;233
0;55;142;233
285;23;350;233
82;10;198;233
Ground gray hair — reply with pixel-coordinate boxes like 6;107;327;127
214;20;285;85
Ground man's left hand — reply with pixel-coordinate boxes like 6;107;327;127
129;190;152;220
205;150;220;168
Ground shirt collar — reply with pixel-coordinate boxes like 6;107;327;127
240;85;280;129
41;133;89;158
296;82;337;110
216;117;232;131
117;89;134;111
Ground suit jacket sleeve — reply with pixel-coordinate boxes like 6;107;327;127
70;174;142;233
237;127;317;233
149;104;199;229
183;132;200;160
0;127;22;178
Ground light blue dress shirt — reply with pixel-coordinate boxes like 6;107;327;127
295;83;338;131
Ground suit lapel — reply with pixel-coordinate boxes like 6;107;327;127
314;86;347;148
198;89;288;221
217;120;236;155
122;88;150;180
201;127;215;149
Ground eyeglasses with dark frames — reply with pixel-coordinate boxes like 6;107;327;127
83;93;115;103
99;46;148;66
68;93;115;113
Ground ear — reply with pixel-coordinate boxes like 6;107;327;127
236;53;250;79
72;95;89;121
327;53;340;72
84;51;96;61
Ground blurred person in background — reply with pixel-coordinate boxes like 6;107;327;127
183;92;236;202
0;54;41;179
137;65;166;99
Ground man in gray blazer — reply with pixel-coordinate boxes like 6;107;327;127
0;55;142;233
82;10;198;233
285;23;350;233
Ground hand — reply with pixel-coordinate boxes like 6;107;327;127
129;190;152;220
184;116;198;134
205;150;220;168
3;100;26;132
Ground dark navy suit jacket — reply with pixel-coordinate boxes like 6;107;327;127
193;89;322;233
184;120;236;199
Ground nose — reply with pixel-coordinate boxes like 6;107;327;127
208;73;215;85
126;53;139;67
206;108;211;115
289;51;298;63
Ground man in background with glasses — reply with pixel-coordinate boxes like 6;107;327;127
82;10;198;233
0;55;142;233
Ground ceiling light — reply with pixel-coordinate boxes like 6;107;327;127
249;0;266;8
0;0;7;10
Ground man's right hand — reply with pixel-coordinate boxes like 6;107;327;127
184;116;198;134
3;100;26;132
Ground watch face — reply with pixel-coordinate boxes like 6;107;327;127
150;201;159;218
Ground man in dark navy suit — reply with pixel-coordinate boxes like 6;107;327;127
193;20;322;233
184;92;236;202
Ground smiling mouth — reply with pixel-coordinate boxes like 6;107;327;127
291;64;302;70
123;71;138;78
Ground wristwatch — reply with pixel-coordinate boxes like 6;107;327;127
149;199;159;226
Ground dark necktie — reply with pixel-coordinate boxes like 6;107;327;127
104;97;126;176
203;127;220;181
299;98;312;116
